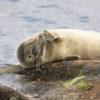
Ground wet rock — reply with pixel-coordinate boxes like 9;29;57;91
0;60;100;100
0;60;83;80
0;83;29;100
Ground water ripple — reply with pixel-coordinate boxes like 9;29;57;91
21;16;42;22
6;0;19;3
38;4;59;9
79;16;90;23
43;19;56;24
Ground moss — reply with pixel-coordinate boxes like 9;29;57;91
76;80;93;91
60;76;85;89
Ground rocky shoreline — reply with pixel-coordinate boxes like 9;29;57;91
0;60;100;100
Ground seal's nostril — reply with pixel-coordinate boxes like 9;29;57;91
17;42;25;63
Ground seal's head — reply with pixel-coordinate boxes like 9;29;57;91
17;36;44;68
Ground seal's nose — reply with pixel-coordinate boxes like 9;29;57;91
17;42;25;63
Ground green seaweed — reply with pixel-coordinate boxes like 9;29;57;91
76;80;93;91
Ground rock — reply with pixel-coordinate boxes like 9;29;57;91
0;60;100;100
0;83;29;100
0;60;83;80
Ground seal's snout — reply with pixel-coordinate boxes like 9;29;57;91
17;42;25;63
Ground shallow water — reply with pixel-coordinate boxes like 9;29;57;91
0;0;100;66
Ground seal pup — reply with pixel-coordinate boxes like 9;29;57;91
17;29;100;68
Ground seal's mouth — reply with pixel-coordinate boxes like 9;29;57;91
17;42;25;63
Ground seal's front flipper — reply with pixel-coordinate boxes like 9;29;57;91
48;55;80;64
65;55;80;61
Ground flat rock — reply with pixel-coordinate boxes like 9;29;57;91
0;60;100;100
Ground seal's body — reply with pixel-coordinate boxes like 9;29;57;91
17;29;100;68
